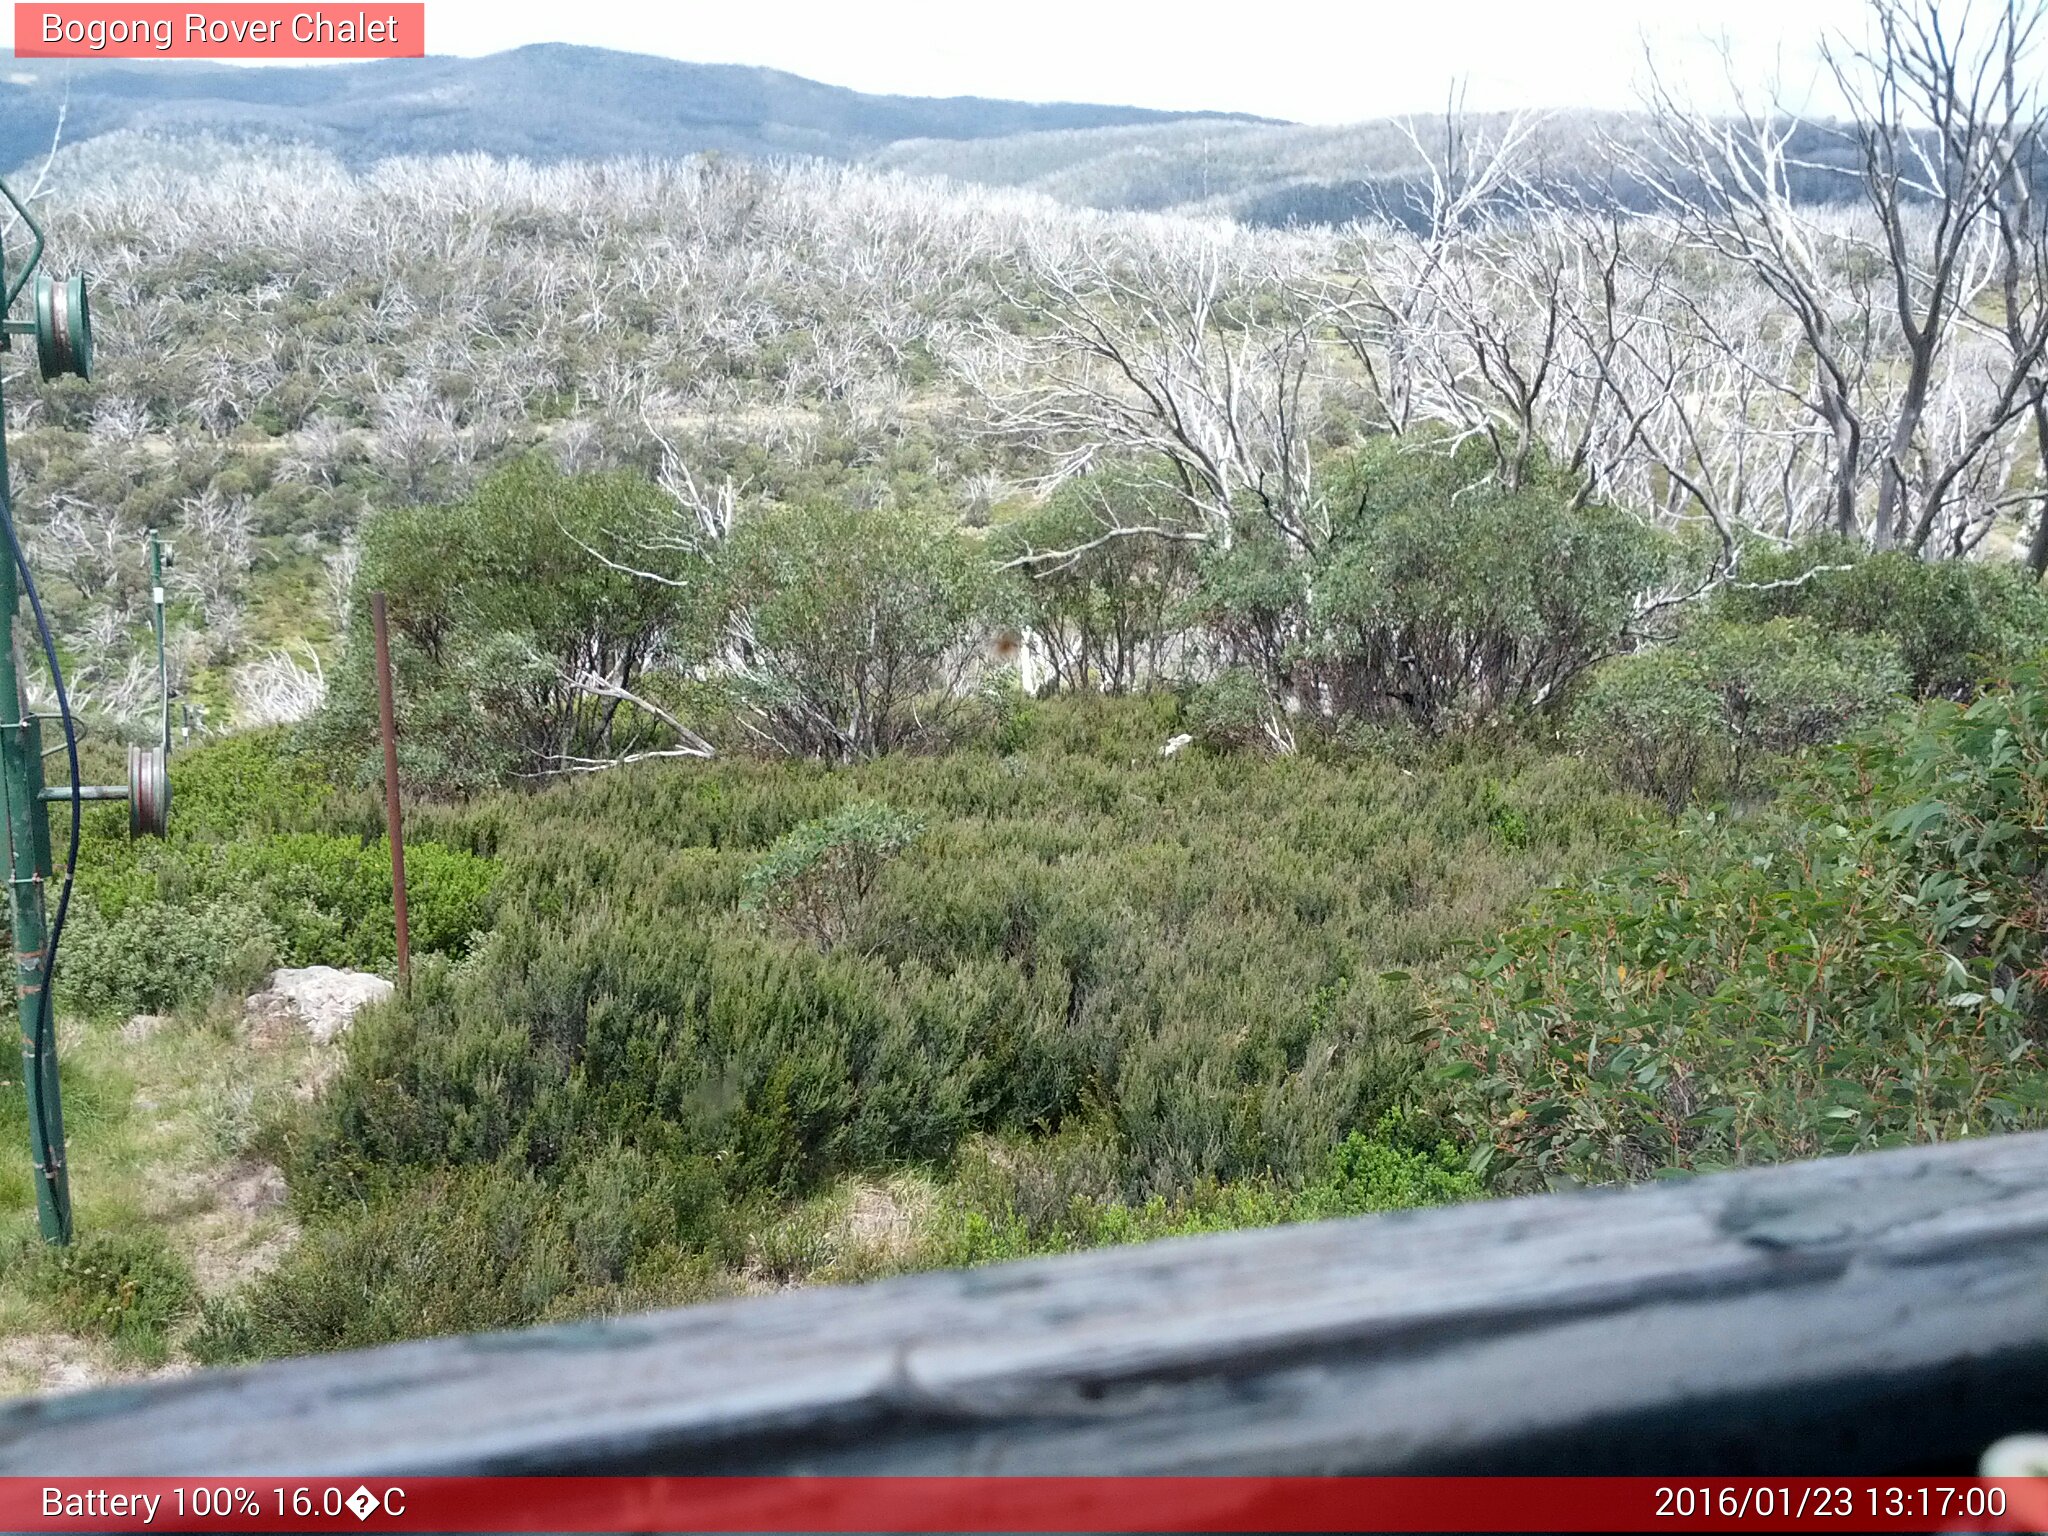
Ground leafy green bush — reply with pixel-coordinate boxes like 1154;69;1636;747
1476;780;1534;851
60;731;496;1010
740;801;923;952
1713;539;2048;698
1567;648;1726;814
32;1230;198;1365
65;832;492;1012
1572;619;1908;810
1185;666;1277;751
1868;661;2048;1000
1188;533;1306;704
919;1109;1478;1267
236;697;1643;1351
1297;1112;1484;1216
193;1158;733;1362
220;834;496;969
1436;663;2048;1190
994;473;1199;695
60;895;279;1014
1309;438;1671;731
322;459;718;793
165;729;334;840
719;500;1012;761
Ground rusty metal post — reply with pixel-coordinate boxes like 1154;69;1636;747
369;592;410;988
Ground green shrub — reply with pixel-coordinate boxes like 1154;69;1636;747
1437;663;2048;1190
1188;533;1306;704
61;725;495;1006
33;1230;198;1365
918;1109;1477;1267
236;697;1643;1352
1568;647;1728;813
993;473;1199;695
63;833;492;1010
1714;539;2048;698
1185;667;1277;751
1299;1112;1483;1216
1475;780;1534;850
1572;619;1907;810
719;500;1012;761
1868;660;2048;996
193;1168;568;1361
220;833;496;969
166;730;334;840
321;460;719;793
1695;621;1907;763
740;802;923;952
194;1153;734;1363
1308;438;1671;731
60;895;279;1014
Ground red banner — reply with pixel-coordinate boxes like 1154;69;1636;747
3;1477;2048;1532
14;4;424;58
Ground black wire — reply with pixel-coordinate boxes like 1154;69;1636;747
1;491;80;1226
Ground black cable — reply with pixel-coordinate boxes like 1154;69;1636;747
1;491;80;1224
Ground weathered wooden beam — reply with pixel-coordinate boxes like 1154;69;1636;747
6;1132;2048;1476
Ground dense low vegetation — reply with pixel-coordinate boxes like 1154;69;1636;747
58;733;495;1015
1439;662;2048;1186
189;697;1630;1358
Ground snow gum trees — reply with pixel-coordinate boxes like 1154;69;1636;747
968;0;2048;747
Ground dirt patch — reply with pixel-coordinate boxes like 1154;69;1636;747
216;1158;288;1218
0;1333;114;1398
3;1001;329;1402
187;1158;298;1296
0;1334;197;1398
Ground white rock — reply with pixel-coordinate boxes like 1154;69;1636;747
1160;733;1194;758
244;965;394;1045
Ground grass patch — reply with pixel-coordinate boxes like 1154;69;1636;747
19;1231;198;1366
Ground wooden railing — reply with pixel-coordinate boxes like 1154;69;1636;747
4;1132;2047;1476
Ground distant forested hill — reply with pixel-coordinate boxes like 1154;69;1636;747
0;43;1967;227
0;43;1263;173
867;112;1883;224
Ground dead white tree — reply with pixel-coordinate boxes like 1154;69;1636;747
324;538;361;630
1976;1;2048;573
169;485;253;628
1329;100;1548;458
977;221;1339;557
1630;1;2048;555
1626;64;1883;543
529;659;716;774
1830;0;2048;553
32;496;130;603
232;642;327;728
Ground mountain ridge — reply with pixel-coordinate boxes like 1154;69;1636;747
1;42;1277;173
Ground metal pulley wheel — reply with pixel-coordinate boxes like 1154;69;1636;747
128;744;168;838
35;272;92;382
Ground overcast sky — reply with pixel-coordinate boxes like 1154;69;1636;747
5;0;1878;121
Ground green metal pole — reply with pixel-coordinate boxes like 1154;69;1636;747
0;365;70;1245
149;532;168;755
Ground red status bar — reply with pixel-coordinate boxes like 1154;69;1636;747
4;1476;2048;1533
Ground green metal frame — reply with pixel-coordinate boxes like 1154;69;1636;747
151;533;169;754
0;178;45;313
2;176;164;1244
0;176;69;1244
